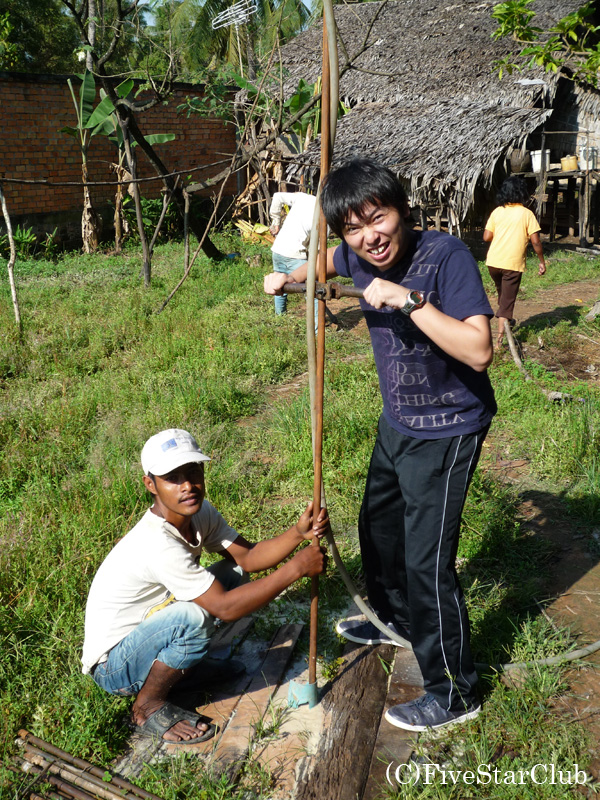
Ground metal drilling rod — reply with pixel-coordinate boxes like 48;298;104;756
17;731;165;800
282;281;364;300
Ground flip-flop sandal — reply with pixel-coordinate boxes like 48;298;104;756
135;702;216;745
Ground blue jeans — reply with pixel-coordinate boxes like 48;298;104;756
91;561;247;696
272;253;317;319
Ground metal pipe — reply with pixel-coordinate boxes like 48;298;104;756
23;747;140;800
17;731;165;800
283;281;364;300
16;759;96;800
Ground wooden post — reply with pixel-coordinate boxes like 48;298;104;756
549;180;557;243
578;176;586;246
593;180;600;244
0;182;21;327
567;177;575;236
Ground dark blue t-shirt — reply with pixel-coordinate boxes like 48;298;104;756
333;229;497;439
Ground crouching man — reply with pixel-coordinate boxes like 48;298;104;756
82;429;328;745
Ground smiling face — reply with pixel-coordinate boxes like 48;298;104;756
341;202;411;272
143;462;206;533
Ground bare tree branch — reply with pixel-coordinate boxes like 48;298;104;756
0;183;21;328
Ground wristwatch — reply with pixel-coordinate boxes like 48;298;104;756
401;290;426;316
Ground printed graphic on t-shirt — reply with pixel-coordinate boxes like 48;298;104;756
143;591;176;620
333;230;496;439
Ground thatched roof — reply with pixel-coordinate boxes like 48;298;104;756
278;0;589;221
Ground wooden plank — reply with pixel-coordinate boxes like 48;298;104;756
209;623;304;777
247;696;320;799
163;663;255;757
362;648;423;800
208;617;254;660
294;643;394;800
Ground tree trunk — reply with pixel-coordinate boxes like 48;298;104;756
86;0;96;72
120;106;225;261
120;120;151;285
81;160;101;254
0;183;21;327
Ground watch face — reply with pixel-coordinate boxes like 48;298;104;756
402;290;425;315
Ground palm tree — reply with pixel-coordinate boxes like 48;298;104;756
151;0;310;77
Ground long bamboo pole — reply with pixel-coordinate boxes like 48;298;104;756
307;11;332;691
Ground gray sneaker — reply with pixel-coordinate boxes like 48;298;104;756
335;618;410;647
385;693;481;731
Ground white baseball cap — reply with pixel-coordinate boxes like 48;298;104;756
141;429;210;476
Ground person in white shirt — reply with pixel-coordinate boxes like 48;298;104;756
269;191;317;315
82;428;328;746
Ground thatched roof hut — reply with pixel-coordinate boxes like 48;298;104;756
278;0;599;231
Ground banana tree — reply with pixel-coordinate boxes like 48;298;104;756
60;69;107;253
86;79;175;257
85;79;175;279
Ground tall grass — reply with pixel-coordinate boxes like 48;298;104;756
1;238;599;796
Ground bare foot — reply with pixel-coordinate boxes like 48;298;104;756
132;700;210;742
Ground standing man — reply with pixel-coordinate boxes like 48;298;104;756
264;159;496;732
269;190;317;316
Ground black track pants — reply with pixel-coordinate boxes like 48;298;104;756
358;415;488;711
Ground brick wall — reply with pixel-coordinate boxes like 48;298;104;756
0;72;238;241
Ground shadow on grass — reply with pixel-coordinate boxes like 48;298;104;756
518;304;582;335
464;476;600;679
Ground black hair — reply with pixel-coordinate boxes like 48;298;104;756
496;176;530;207
320;159;408;238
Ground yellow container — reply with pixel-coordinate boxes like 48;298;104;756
561;155;578;172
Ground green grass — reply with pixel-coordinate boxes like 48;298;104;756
1;237;599;797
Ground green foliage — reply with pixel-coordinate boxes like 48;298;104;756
121;196;181;243
158;0;310;77
492;0;600;86
0;10;18;67
0;225;59;260
0;0;80;73
492;0;541;42
61;71;108;162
